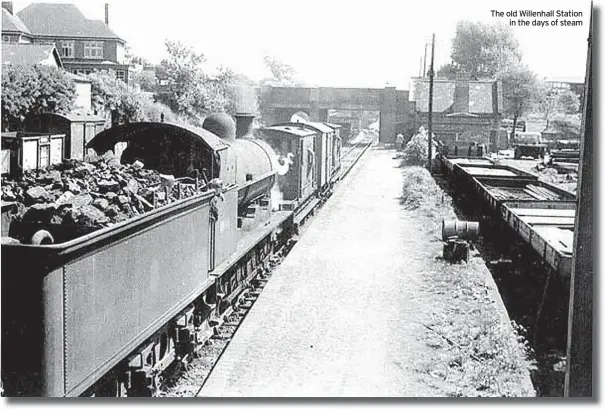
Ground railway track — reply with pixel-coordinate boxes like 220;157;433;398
157;136;375;397
335;137;376;181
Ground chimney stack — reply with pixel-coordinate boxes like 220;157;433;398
2;2;13;14
453;71;470;113
105;3;109;25
234;113;255;139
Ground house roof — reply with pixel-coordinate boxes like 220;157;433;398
17;3;123;41
2;8;31;34
411;78;500;115
1;43;63;67
546;76;585;85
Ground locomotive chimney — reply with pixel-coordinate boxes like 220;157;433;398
105;3;109;25
234;113;255;139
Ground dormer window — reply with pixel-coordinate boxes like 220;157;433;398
84;41;103;59
59;40;74;58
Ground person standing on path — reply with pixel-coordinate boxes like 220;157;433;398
395;133;404;151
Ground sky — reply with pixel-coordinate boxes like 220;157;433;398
11;0;594;89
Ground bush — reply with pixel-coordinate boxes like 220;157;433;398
1;65;76;128
403;130;429;166
400;166;445;217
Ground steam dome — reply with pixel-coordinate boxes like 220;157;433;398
203;113;236;142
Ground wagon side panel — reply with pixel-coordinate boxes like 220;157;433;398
63;204;212;395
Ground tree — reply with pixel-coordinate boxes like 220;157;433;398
497;65;539;142
449;21;522;79
556;90;581;114
134;70;158;92
534;83;558;128
86;70;144;123
260;54;305;86
534;85;581;128
155;40;258;121
436;63;458;80
213;67;259;115
155;40;208;120
1;65;76;130
124;44;151;67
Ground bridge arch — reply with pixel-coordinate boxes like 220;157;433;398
259;86;412;142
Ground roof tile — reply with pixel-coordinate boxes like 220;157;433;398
17;3;122;40
2;8;31;34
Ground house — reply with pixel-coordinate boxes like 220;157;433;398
409;73;504;152
545;76;585;108
1;43;62;68
1;2;133;85
545;76;584;95
1;4;32;43
67;73;93;112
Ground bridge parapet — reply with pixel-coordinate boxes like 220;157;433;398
260;85;412;142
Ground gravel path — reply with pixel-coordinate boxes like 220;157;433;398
199;147;449;397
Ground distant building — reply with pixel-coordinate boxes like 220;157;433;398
1;2;133;85
410;73;504;152
545;76;584;94
1;4;32;43
1;43;62;68
545;76;585;108
67;73;93;112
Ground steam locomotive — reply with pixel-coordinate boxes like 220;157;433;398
1;112;348;397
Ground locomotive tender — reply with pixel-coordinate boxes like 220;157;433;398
1;112;344;396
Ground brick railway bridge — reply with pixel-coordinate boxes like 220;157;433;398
258;86;413;143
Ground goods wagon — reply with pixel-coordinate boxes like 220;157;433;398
440;154;577;279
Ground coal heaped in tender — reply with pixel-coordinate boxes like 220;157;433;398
1;153;207;240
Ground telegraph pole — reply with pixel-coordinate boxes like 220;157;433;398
564;6;592;397
423;43;428;77
427;34;435;173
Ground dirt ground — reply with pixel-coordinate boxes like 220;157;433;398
200;146;535;397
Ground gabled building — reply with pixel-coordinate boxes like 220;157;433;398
1;3;32;43
410;73;505;152
1;43;62;68
1;2;133;85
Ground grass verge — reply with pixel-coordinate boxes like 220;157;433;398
401;165;536;397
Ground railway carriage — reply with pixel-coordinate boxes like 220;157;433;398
259;124;318;210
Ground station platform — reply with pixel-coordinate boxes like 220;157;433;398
199;147;531;397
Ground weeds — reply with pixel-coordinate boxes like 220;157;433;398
400;167;450;220
402;167;536;397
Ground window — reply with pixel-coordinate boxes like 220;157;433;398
2;35;10;42
83;41;103;59
58;40;74;58
116;70;125;82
